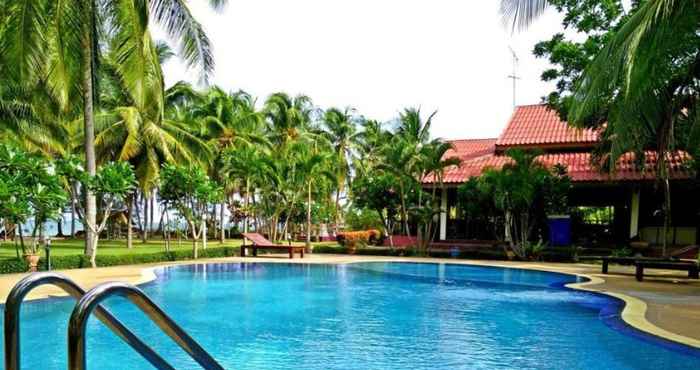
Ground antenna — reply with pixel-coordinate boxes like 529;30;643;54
507;46;520;110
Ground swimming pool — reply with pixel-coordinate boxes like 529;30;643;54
5;262;700;369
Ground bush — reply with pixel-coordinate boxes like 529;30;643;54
345;208;385;232
337;230;383;248
313;244;576;262
0;246;239;274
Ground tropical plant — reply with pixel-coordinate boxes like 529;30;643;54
0;0;226;262
500;0;550;31
479;149;550;258
566;0;700;256
322;107;361;234
159;164;222;258
0;145;67;257
57;158;137;266
351;172;403;248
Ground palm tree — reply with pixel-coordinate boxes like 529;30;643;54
264;93;314;146
355;119;388;177
197;88;267;242
567;0;700;256
322;107;360;235
0;0;226;264
295;143;334;248
381;108;438;236
414;140;459;253
499;0;550;31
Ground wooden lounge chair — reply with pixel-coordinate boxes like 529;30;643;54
241;233;305;259
635;260;699;281
580;245;699;275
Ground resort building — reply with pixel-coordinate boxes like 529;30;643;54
424;104;698;249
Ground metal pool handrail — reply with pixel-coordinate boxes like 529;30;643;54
68;281;225;370
3;272;173;370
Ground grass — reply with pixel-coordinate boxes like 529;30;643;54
0;238;339;260
0;238;244;260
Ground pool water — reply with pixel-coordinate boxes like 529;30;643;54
5;262;700;369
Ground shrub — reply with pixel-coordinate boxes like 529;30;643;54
313;244;575;262
336;231;376;248
0;246;239;274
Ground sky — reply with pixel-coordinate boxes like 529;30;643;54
158;1;567;140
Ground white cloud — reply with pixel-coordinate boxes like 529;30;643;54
157;0;567;140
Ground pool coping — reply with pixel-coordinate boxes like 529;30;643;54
6;256;700;350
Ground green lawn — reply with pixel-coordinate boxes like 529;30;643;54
0;238;339;260
0;238;244;259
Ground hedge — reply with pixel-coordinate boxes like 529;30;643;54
312;245;576;262
0;246;239;274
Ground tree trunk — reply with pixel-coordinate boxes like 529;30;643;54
56;214;64;237
220;202;225;243
243;179;250;244
202;217;208;250
127;194;133;249
82;18;98;268
399;183;410;237
662;178;671;257
306;181;312;248
70;193;77;237
334;187;341;236
142;192;148;243
149;192;155;233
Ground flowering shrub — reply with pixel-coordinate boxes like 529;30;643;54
337;230;381;248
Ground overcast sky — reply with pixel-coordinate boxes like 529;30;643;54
158;1;567;140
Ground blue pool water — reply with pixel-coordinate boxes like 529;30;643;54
4;262;700;369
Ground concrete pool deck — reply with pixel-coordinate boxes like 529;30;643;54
0;254;698;348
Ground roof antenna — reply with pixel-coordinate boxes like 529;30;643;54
507;46;520;110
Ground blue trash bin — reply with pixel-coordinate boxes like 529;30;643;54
548;215;571;246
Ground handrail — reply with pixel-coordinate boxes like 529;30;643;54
68;282;225;370
3;272;174;370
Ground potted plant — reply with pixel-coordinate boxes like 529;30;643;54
24;174;67;272
0;146;67;271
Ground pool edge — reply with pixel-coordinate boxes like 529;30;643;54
144;259;700;349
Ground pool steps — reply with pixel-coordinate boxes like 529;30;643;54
4;272;223;370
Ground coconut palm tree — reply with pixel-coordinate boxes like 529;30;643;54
567;0;700;255
0;0;226;264
264;92;314;146
196;87;267;242
322;107;361;235
355;119;388;177
499;0;550;31
414;140;459;253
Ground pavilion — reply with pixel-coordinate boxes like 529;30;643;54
423;104;697;249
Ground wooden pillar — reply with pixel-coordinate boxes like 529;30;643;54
439;188;447;241
629;188;640;239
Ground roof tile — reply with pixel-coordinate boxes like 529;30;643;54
496;105;599;148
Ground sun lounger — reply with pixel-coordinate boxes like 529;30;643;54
241;233;305;259
635;260;699;281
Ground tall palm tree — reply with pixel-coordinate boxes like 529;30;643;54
263;92;314;146
322;107;360;235
1;0;226;264
414;140;459;253
196;87;267;242
355;119;388;177
378;108;437;237
568;0;700;255
499;0;549;31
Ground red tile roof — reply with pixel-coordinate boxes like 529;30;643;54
427;150;693;184
495;104;599;149
423;104;694;185
445;138;497;161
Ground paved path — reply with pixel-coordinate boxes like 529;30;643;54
1;254;698;348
